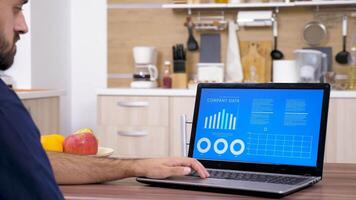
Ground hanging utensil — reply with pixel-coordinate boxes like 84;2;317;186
270;17;284;60
335;15;350;65
185;16;199;51
303;20;328;47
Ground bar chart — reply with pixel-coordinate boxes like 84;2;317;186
204;109;237;130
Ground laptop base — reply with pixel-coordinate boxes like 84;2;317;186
137;176;319;198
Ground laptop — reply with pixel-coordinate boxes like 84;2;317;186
137;83;330;197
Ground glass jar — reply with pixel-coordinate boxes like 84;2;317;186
334;74;349;90
348;47;356;90
324;71;336;89
348;67;356;90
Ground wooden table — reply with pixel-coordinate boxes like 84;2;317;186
60;163;356;200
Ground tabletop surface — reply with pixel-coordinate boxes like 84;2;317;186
60;163;356;200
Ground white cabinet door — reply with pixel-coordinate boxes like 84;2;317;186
325;99;356;163
98;96;169;126
169;97;196;157
98;96;170;158
97;125;169;158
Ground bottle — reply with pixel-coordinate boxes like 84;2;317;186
348;46;356;90
215;0;228;3
162;61;172;89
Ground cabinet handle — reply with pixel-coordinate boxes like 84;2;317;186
180;114;192;157
117;130;148;137
117;101;149;108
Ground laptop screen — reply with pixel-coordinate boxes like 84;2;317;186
192;88;324;167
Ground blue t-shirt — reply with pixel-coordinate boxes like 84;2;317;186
0;80;64;199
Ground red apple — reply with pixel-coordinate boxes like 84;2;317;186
63;132;98;155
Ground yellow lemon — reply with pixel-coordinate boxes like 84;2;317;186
40;134;65;152
73;128;93;135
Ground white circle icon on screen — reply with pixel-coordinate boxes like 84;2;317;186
213;138;228;154
197;138;211;153
230;139;245;156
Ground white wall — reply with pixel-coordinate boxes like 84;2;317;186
30;0;71;134
7;2;32;89
14;0;107;135
70;0;107;133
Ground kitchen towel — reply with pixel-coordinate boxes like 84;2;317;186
199;33;221;63
226;20;243;82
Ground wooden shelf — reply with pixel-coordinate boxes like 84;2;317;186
162;1;356;9
294;0;356;6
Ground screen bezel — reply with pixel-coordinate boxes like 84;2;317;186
188;83;330;177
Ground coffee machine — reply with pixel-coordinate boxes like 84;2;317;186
131;46;158;89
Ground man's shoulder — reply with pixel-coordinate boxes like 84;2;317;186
0;80;21;104
0;83;26;120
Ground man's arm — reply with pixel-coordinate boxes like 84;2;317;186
47;152;209;185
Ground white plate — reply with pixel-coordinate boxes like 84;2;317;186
93;147;115;157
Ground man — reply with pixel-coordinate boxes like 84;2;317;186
0;0;209;199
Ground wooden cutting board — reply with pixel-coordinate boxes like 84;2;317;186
240;41;272;83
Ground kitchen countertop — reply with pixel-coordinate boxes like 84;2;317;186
97;88;356;99
15;89;66;99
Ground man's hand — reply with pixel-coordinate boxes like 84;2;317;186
134;157;209;179
48;153;209;185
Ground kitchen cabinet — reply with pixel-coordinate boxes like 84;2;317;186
97;89;356;163
22;97;60;134
324;99;356;163
97;96;170;158
98;126;169;158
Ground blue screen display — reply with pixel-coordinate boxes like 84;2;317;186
192;88;324;167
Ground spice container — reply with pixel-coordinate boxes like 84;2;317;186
162;61;172;88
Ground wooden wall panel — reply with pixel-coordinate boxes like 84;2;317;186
108;1;356;87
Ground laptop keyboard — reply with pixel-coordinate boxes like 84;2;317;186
191;170;309;185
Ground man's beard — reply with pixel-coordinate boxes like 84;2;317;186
0;32;18;71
